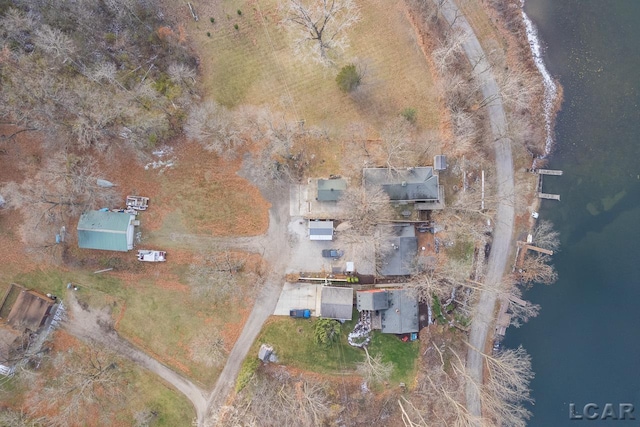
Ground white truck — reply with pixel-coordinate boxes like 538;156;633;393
137;250;166;262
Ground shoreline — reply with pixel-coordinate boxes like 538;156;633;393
520;0;561;168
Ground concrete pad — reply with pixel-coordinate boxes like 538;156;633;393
274;283;321;316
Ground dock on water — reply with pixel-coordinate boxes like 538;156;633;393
535;169;563;201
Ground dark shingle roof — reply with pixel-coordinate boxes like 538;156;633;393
363;167;439;201
380;289;419;334
380;224;417;276
356;290;390;311
320;286;353;320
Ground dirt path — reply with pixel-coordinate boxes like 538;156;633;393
63;293;208;422
202;185;292;423
436;0;516;423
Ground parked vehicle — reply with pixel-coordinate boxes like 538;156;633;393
289;309;311;318
321;249;344;258
137;250;166;262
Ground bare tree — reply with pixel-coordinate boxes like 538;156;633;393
190;327;226;368
356;346;393;384
0;408;44;427
482;346;534;427
185;101;244;157
337;184;394;235
283;0;361;64
225;372;331;426
409;334;479;427
30;343;125;426
505;286;540;328
187;250;245;303
531;219;560;252
1;152;118;252
380;117;421;170
431;27;468;75
517;253;558;285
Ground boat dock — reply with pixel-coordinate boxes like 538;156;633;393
535;169;562;201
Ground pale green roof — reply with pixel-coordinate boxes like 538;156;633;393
77;211;134;252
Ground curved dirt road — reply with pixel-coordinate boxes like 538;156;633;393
64;294;208;421
435;0;515;423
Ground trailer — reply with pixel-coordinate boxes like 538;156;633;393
137;250;166;262
126;196;149;211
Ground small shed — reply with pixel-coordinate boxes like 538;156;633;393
309;220;334;241
356;289;390;311
77;211;136;252
434;155;447;171
320;286;353;320
6;287;55;332
317;178;347;202
380;289;419;334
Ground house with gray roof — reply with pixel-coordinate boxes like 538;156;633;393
379;224;417;276
309;220;334;241
363;167;444;209
317;178;346;202
380;289;419;334
77;211;136;252
320;286;353;320
356;288;419;334
356;289;390;311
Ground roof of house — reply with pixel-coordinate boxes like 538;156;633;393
356;290;390;311
380;224;418;276
317;179;347;202
320;286;353;320
77;211;134;252
7;288;54;331
309;220;334;240
363;167;439;201
380;289;419;334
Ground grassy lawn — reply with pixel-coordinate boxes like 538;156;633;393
251;313;419;385
125;366;195;426
3;264;247;387
368;331;420;384
189;0;439;134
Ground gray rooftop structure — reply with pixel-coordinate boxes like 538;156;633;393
309;220;334;241
380;224;418;276
317;178;347;202
356;290;390;311
380;289;419;334
434;155;447;171
363;167;439;202
320;286;353;320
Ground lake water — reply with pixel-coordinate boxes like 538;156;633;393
504;1;640;425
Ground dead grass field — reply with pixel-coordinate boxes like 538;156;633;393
186;0;439;134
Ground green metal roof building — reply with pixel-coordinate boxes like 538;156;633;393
77;211;136;252
317;178;347;202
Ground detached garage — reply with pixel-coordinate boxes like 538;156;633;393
309;220;334;241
